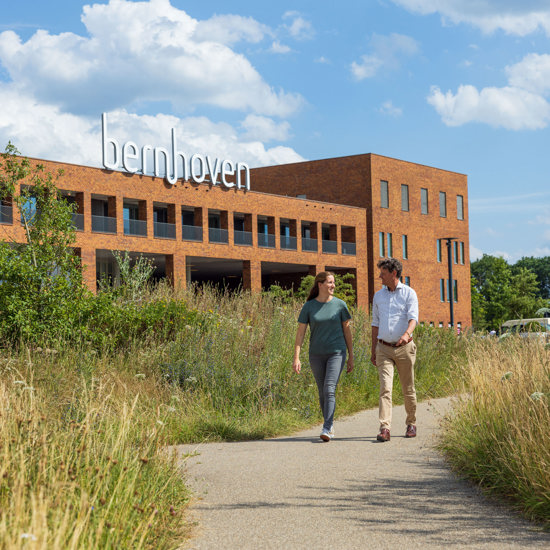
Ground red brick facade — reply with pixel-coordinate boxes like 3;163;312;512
0;152;471;326
251;154;471;327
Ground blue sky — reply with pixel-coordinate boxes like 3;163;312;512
1;0;550;262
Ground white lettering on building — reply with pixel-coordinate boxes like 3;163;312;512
101;113;250;190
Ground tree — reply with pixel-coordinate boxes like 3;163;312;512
514;256;550;299
506;267;546;320
0;143;85;342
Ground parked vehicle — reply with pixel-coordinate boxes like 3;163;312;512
499;318;550;341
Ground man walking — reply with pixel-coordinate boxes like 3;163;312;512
371;258;418;442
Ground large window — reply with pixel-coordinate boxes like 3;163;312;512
457;195;464;220
401;184;409;212
440;279;445;302
437;239;442;262
402;234;408;259
439;191;447;217
460;241;465;264
453;241;459;264
379;232;385;257
421;188;428;214
380;180;389;208
387;232;393;257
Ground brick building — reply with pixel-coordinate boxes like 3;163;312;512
0;151;471;327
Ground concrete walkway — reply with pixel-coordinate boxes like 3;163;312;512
176;398;550;549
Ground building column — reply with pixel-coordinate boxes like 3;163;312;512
243;259;262;292
79;248;97;293
166;254;187;289
308;264;325;276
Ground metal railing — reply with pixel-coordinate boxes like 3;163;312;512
92;215;117;233
123;218;147;236
258;233;276;248
182;224;203;241
0;204;13;224
280;235;297;250
322;239;338;254
302;237;318;252
342;242;356;255
234;230;253;246
154;221;176;239
209;227;228;244
71;213;84;231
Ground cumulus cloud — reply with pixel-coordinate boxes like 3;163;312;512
351;33;419;80
270;41;291;54
378;100;403;117
469;245;483;261
0;0;303;117
391;0;550;36
428;53;550;129
282;11;315;40
0;0;306;168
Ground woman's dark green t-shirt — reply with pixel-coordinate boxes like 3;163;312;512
297;297;351;355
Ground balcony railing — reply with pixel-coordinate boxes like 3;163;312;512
71;213;84;231
124;218;147;237
280;235;297;250
182;224;202;241
209;227;228;244
302;237;317;252
258;233;276;248
154;221;176;239
234;230;253;246
342;242;356;255
322;239;338;254
92;215;117;234
0;204;13;224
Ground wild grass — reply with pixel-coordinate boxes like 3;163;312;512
438;336;550;527
0;284;469;547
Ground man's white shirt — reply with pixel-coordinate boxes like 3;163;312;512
372;282;419;343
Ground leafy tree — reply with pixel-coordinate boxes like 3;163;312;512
296;272;356;308
514;256;550;299
506;267;546;320
0;143;85;342
470;276;487;330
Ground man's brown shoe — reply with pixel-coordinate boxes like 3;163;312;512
376;428;390;442
405;425;417;438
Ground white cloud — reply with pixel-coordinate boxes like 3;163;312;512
505;53;550;95
315;56;330;64
391;0;550;36
282;11;315;40
0;0;303;117
194;14;271;45
378;100;403;117
240;114;291;142
270;41;291;54
351;33;419;80
469;245;483;261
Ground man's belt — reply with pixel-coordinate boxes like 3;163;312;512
377;338;412;347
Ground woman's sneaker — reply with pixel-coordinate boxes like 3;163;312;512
320;427;334;441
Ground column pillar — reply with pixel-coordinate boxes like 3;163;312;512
166;254;187;289
79;248;97;293
243;259;261;292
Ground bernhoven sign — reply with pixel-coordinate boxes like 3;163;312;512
101;113;250;190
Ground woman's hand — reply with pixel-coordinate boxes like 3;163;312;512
346;356;354;373
292;357;301;374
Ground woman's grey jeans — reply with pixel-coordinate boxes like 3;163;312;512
309;351;346;431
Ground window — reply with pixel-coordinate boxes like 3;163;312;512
405;276;410;286
453;241;459;264
379;231;385;257
457;195;464;220
401;184;409;211
437;239;442;262
421;188;428;215
439;192;447;217
387;233;393;257
440;279;445;302
460;242;465;264
454;280;458;302
380;180;389;208
402;234;408;259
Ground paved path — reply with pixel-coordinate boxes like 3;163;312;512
176;398;550;549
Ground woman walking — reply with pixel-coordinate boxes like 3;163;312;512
293;271;354;441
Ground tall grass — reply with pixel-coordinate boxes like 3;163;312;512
0;284;469;546
438;336;550;527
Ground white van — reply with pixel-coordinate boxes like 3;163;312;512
499;318;550;341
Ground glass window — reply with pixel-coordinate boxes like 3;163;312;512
439;192;447;217
379;231;385;257
402;234;408;259
405;276;410;286
437;239;442;262
453;241;459;264
460;242;465;264
380;181;389;208
440;279;445;302
387;232;393;257
457;195;464;220
454;280;458;302
401;184;409;212
421;188;428;215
